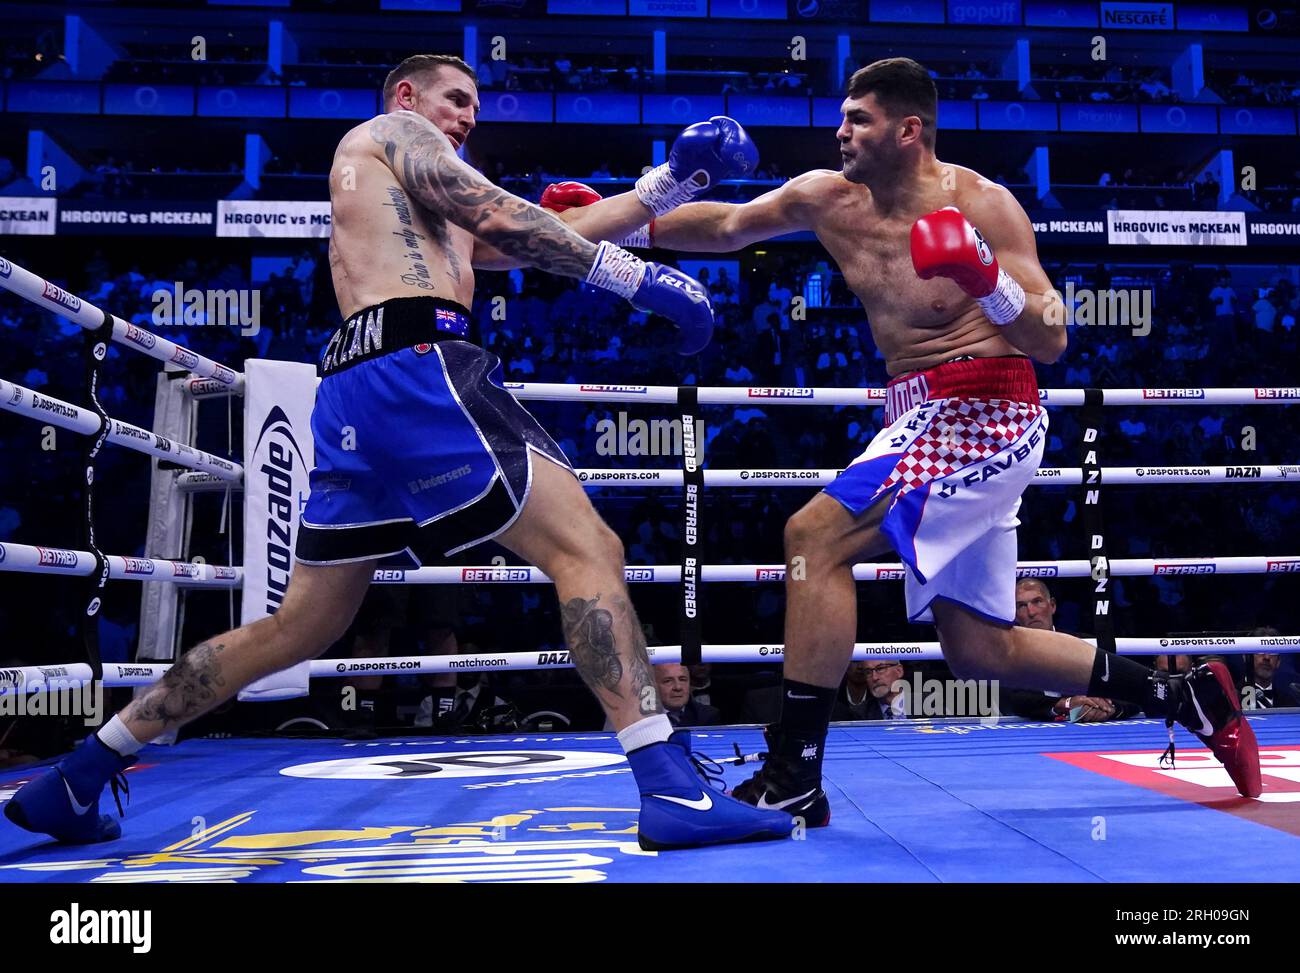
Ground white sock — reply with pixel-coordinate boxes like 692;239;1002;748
616;713;673;754
97;715;145;756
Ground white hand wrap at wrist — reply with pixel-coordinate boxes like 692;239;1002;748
635;163;705;217
584;241;646;299
616;224;653;249
977;267;1026;326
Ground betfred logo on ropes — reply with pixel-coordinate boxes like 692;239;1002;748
37;547;78;569
461;567;530;582
875;567;907;580
188;378;226;396
1017;566;1059;578
40;280;82;315
0;257;11;278
123;558;155;576
1267;560;1300;573
579;385;647;394
172;562;200;578
1142;388;1205;399
1154;563;1216;575
625;568;654;582
214;566;238;580
755;567;785;581
747;388;814;398
1255;388;1300;399
213;365;237;385
171;347;200;369
123;325;157;350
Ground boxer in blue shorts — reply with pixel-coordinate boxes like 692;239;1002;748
653;57;1260;819
7;54;794;851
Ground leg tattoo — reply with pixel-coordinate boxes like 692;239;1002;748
560;593;664;716
132;640;229;727
561;595;624;696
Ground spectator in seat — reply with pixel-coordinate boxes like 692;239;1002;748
1242;633;1300;709
689;663;715;707
416;640;518;733
656;663;722;727
832;659;907;720
1002;580;1135;722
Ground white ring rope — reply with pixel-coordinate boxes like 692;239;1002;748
0;377;242;481
169;464;1300;493
506;382;1300;407
368;556;1300;584
4;634;1298;696
569;466;1298;486
2;550;1294;585
0;540;240;586
0;256;243;392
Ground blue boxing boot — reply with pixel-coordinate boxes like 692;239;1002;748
630;727;794;851
4;735;134;844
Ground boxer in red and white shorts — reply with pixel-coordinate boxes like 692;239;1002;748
654;56;1260;821
824;355;1045;626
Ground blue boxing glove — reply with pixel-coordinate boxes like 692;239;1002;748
585;241;714;355
636;115;759;218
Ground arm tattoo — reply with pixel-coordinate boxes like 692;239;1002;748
369;112;597;278
131;640;229;727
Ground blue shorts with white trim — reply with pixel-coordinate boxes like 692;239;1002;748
295;297;571;566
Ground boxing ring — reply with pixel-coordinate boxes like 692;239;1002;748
2;256;1299;881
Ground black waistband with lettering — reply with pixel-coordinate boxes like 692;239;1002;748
319;296;472;377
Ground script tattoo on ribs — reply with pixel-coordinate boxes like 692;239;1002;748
368;112;597;278
132;640;229;726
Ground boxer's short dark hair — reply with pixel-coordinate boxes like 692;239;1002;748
846;57;937;147
383;54;477;109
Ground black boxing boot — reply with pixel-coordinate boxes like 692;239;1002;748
728;724;831;826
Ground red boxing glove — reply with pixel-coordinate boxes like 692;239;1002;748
911;206;1024;325
540;180;604;212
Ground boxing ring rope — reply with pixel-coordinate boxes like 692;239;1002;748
0;541;240;587
570;466;1297;486
2;549;1294;586
504;382;1300;407
2;254;1298;704
170;465;1300;492
3;632;1297;698
0;256;243;393
0;377;243;481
